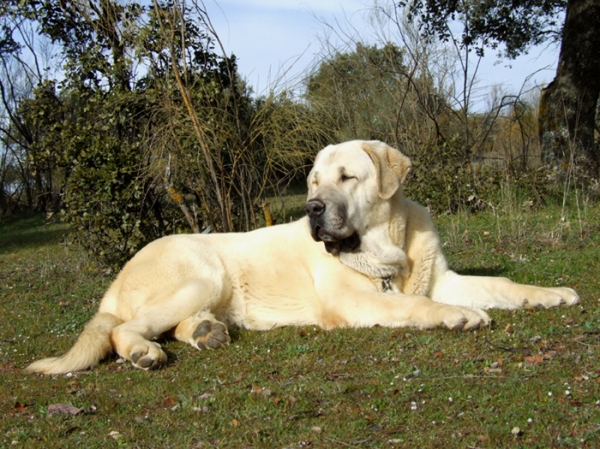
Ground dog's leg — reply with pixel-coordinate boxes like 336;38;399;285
111;279;223;370
430;271;580;310
173;311;231;350
399;296;491;330
320;291;490;330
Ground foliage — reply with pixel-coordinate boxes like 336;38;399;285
0;1;64;214
406;137;486;213
304;40;553;214
250;92;332;184
1;0;598;269
61;89;181;268
1;0;319;268
141;2;321;234
400;0;566;58
11;0;176;268
400;0;600;179
305;42;412;142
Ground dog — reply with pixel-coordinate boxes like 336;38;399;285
26;140;580;374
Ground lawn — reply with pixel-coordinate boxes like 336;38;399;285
1;198;599;448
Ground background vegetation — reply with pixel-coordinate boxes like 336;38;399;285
1;0;598;269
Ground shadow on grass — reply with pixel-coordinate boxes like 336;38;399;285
0;213;70;253
455;266;506;277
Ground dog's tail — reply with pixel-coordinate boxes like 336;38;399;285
25;312;123;375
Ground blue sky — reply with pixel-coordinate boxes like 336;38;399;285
203;0;561;101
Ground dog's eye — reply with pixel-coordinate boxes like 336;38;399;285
341;174;355;182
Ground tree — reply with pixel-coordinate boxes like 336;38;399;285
538;0;600;176
400;0;600;176
305;42;427;145
0;1;64;214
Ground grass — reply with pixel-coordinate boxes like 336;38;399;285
1;198;600;448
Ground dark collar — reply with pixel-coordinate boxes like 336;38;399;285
381;276;394;292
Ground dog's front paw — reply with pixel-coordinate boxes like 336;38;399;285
441;306;491;331
524;287;580;309
552;287;580;307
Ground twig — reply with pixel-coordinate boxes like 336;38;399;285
261;201;274;226
164;153;200;233
325;437;369;448
484;336;517;352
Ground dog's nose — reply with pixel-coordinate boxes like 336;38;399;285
305;199;325;218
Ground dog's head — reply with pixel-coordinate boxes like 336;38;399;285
305;140;412;255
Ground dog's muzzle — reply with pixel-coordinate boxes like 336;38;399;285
305;198;360;255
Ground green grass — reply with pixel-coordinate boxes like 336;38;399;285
1;201;600;448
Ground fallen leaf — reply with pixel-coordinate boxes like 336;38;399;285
232;418;239;427
0;364;18;374
524;355;544;365
390;329;404;339
11;402;28;414
47;403;84;417
161;396;177;408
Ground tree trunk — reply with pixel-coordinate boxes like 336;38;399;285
538;0;600;177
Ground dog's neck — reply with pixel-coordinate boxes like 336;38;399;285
339;227;408;280
338;194;410;281
339;247;407;280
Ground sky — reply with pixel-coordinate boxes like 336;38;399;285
202;0;561;103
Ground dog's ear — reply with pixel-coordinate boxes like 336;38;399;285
362;141;412;199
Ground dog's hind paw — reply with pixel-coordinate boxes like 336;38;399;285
192;320;231;350
130;342;167;370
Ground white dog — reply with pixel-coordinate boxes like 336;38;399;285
27;140;579;374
